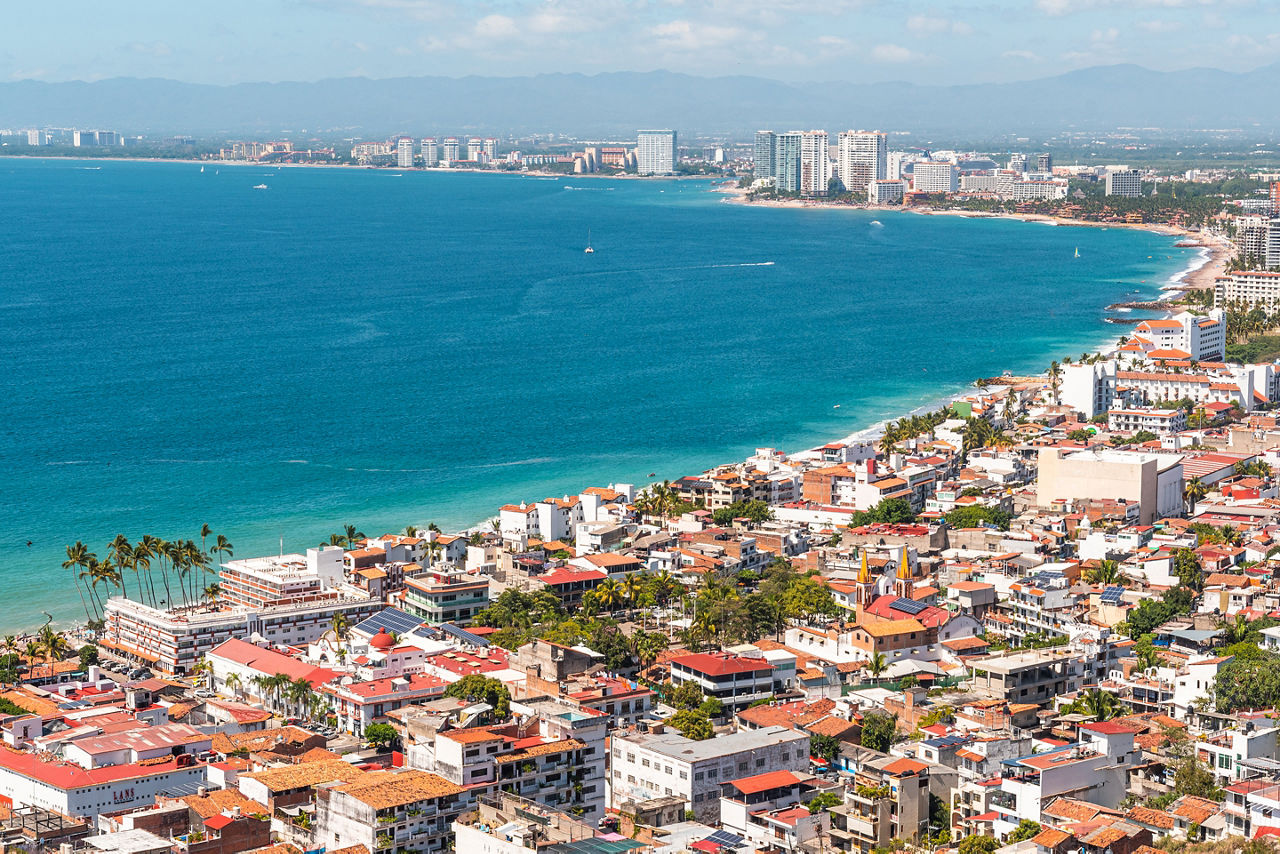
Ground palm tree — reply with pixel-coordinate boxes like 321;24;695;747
88;557;121;619
224;672;242;698
109;535;134;601
1076;687;1125;722
62;541;95;624
134;538;155;606
1085;560;1123;586
38;626;68;666
865;651;888;683
1047;361;1062;405
691;610;719;650
23;641;41;668
211;534;233;567
619;573;643;612
203;583;221;604
1002;391;1017;426
344;525;365;547
288;677;315;719
594;579;624;613
404;525;418;537
1185;477;1209;515
330;612;352;644
199;524;213;564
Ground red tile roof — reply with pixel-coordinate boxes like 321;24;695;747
725;769;809;795
670;652;773;677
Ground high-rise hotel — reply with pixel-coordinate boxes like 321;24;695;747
837;130;888;195
637;129;677;175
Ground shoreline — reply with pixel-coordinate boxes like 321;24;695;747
17;165;1228;633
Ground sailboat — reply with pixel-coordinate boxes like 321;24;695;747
584;230;594;254
1074;247;1080;259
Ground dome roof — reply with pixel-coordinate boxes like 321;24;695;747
370;627;395;651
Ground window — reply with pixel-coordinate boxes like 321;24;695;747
627;775;636;784
642;759;650;768
695;771;704;781
680;770;688;780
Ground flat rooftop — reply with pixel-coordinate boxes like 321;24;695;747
618;724;804;762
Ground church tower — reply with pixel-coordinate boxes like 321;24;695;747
893;554;913;599
856;549;878;611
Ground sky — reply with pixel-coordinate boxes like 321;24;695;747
3;0;1279;86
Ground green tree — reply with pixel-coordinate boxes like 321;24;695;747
699;697;724;718
1215;648;1280;712
669;708;713;740
364;722;398;748
671;680;705;710
958;835;1000;854
848;498;917;528
1007;821;1041;843
944;506;1011;531
810;733;841;762
859;711;897;752
443;674;512;719
807;792;842;813
1173;548;1204;591
711;500;773;526
78;645;99;668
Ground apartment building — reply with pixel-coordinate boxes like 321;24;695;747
609;725;810;823
1036;448;1184;525
637;130;676;175
967;649;1086;703
401;569;489;625
668;652;777;714
218;547;346;609
102;592;382;676
1105;170;1143;197
868;179;906;205
800;130;830;197
837;131;887;195
1107;407;1188;435
408;710;608;823
912;162;958;193
315;769;467;854
1215;270;1280;309
829;756;931;854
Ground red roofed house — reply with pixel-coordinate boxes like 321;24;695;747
669;652;776;713
720;769;826;840
207;638;341;702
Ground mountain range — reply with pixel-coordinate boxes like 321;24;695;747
2;64;1279;139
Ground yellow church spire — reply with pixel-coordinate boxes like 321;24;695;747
858;549;870;584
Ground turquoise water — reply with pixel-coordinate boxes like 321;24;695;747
0;159;1192;631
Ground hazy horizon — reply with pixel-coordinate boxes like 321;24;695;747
6;1;1280;87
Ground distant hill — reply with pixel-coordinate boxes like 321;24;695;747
2;65;1279;138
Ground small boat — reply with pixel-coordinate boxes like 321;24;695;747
584;230;594;254
870;220;882;227
833;404;841;409
253;184;268;190
200;165;204;173
1074;247;1080;258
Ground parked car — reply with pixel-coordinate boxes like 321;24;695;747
194;689;214;699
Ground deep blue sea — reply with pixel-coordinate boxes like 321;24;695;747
0;158;1193;631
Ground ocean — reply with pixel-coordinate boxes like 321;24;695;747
0;158;1194;631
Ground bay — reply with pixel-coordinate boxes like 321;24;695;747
0;158;1192;631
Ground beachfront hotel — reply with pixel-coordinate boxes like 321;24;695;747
636;129;676;175
911;161;958;193
836;130;888;195
1217;269;1280;309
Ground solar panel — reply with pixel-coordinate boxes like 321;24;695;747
440;622;489;647
1100;586;1125;603
893;597;928;615
704;831;745;848
354;607;425;638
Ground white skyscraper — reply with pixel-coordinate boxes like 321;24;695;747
636;129;677;175
887;151;910;180
483;138;498;161
421;138;438;167
836;130;888;195
912;162;958;193
1105;169;1143;198
442;138;460;165
800;130;830;197
396;137;414;168
467;138;483;161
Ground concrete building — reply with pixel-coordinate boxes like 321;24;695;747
1132;311;1227;363
421;138;438;166
967;649;1086;703
800;130;831;197
314;769;467;854
401;569;489;625
1035;447;1184;524
637;130;676;175
441;138;460;165
668;652;777;714
829;756;932;854
1105;169;1143;197
912;162;958;194
609;724;809;823
396;137;414;168
775;132;803;194
754;130;777;182
868;179;905;205
837;130;887;195
1107;407;1187;435
1216;270;1280;309
1036;152;1053;173
1268;217;1280;270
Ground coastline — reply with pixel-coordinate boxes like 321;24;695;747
12;165;1216;633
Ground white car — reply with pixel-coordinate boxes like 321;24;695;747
194;689;215;699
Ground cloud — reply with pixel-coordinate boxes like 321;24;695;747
1002;49;1040;60
1090;27;1119;43
870;43;920;63
650;19;745;51
474;14;520;40
906;14;972;36
1038;0;1253;14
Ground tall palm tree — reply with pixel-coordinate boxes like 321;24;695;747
203;583;221;604
199;524;213;564
1002;391;1017;426
1076;687;1125;722
619;573;643;612
62;541;95;624
38;626;68;666
866;651;888;683
109;535;133;601
88;557;121;619
134;538;155;606
344;525;365;547
225;672;242;698
211;534;233;567
1047;361;1063;405
330;612;352;644
594;579;624;613
1185;477;1209;515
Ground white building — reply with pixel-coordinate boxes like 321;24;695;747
1036;447;1184;524
637;129;677;175
441;138;460;165
868;179;906;205
396;137;414;168
609;724;809;823
1105;169;1143;197
836;130;887;195
912;162;957;193
421;138;438;166
1107;407;1187;435
1132;311;1226;362
800;130;830;197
